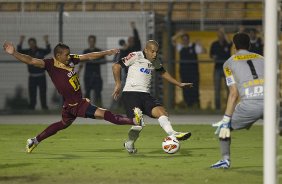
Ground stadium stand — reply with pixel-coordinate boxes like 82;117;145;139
0;0;271;112
0;1;263;21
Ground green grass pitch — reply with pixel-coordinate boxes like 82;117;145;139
0;124;281;184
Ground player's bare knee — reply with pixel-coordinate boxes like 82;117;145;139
93;108;105;119
152;106;168;118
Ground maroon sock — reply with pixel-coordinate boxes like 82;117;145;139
36;121;69;142
104;111;134;125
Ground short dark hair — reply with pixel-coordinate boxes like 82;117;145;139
119;39;126;46
233;32;250;50
247;28;257;34
54;43;70;56
88;35;96;41
145;40;159;48
28;38;37;44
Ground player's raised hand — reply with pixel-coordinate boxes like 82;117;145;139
43;35;49;43
112;83;121;101
107;48;120;56
179;83;193;88
20;35;25;44
3;41;15;55
19;35;25;43
130;21;136;29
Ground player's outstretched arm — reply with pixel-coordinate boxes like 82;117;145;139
161;71;193;88
112;63;122;100
79;48;119;61
3;41;45;68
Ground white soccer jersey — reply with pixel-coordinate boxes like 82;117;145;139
121;51;163;93
223;50;264;100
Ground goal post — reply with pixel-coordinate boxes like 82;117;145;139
264;0;279;184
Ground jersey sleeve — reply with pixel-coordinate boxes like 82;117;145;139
195;43;203;54
176;44;183;52
43;58;52;71
69;54;81;65
119;52;138;67
223;61;236;86
154;57;166;73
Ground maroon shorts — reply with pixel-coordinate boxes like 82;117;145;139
62;98;95;125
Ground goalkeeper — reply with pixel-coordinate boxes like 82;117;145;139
211;32;264;169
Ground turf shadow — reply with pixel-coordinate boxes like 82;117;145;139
127;148;192;158
0;175;40;182
85;148;124;153
37;153;82;160
0;163;33;169
231;166;262;176
186;147;217;151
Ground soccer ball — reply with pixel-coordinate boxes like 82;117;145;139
162;135;180;154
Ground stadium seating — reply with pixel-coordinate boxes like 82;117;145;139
0;1;263;21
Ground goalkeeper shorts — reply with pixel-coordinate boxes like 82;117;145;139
231;100;263;130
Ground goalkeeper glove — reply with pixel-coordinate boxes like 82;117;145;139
212;115;231;139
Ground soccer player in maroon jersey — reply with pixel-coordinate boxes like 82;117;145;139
3;41;144;153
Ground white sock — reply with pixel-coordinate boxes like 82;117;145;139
158;116;175;135
33;137;39;145
127;126;143;145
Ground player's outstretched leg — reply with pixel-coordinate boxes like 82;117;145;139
26;121;70;153
173;132;192;141
103;108;144;126
158;115;191;141
26;138;39;153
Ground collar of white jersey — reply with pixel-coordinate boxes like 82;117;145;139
142;51;147;59
236;49;250;54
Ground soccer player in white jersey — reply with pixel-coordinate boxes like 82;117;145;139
112;40;193;153
211;32;264;168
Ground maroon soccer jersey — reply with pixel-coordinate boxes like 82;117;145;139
44;54;83;105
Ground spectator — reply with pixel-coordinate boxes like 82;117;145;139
113;22;141;64
17;35;50;110
172;30;205;108
79;35;106;107
248;28;264;56
127;21;142;53
111;22;142;110
210;29;233;110
113;39;128;84
122;21;142;75
110;39;128;110
237;25;245;33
